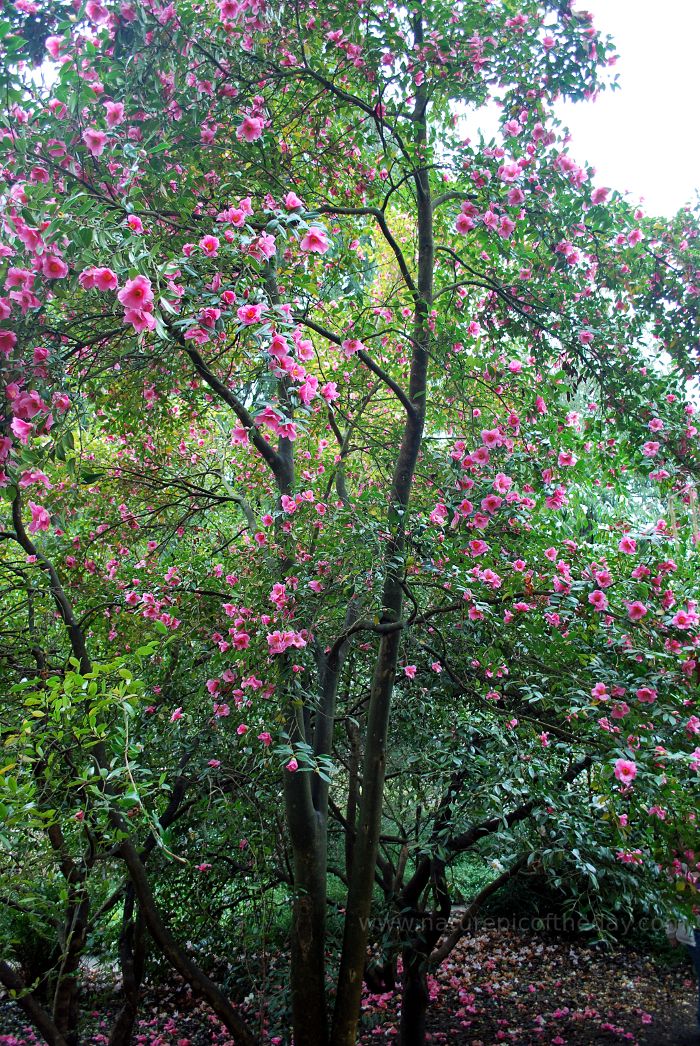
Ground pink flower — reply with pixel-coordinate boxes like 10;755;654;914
94;267;118;290
127;215;144;234
557;449;577;468
258;732;272;746
591;683;608;700
641;441;660;457
237;115;265;142
104;100;125;127
481;428;501;448
124;309;155;332
618;536;637;554
237;303;265;325
635;686;657;704
0;330;17;358
614;758;637;785
118;275;154;310
578;330;594;345
403;665;417;679
672;609;697;629
455;212;475;234
626;601;648;622
27;501;50;533
320;382;339;403
588;590;608;612
82;129;108;156
236;723;248;735
286;757;299;772
300;227;330;254
41;254;69;280
283;191;303;210
199;235;220;257
341;338;365;358
45;35;63;59
11;417;33;444
170;707;184;722
591;187;609;205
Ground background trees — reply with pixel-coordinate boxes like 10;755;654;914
0;1;698;1044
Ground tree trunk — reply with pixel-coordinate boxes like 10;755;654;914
399;946;430;1046
109;886;146;1046
330;18;433;1034
52;887;90;1046
0;961;69;1046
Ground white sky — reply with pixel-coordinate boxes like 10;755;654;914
559;0;700;217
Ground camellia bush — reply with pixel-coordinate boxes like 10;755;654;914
0;1;698;1044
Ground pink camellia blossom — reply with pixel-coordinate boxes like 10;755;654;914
237;115;265;142
80;266;118;291
42;254;69;280
27;501;50;533
45;35;63;58
117;275;154;310
170;707;183;722
403;665;417;679
258;732;272;747
686;716;700;736
557;450;577;468
300;227;330;254
127;215;144;233
641;441;660;457
588;590;608;612
283;191;304;210
123;309;155;332
213;703;230;718
578;330;594;345
648;418;664;432
636;686;657;704
104;100;125;127
672;609;698;629
481;428;501;448
237;303;265;325
455;212;475;234
591;187;609;205
320;382;339;403
18;469;51;489
341;338;365;357
618;536;637;555
614;758;637;785
611;702;630;719
286;757;299;772
199;234;220;256
82;129;108;156
85;0;110;23
11;417;33;444
0;330;17;358
591;682;608;700
626;601;648;622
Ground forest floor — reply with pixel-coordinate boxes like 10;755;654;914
0;927;698;1045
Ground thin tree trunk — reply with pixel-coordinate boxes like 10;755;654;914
109;886;146;1046
330;25;433;1034
0;961;69;1046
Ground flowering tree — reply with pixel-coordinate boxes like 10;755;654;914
0;1;699;1044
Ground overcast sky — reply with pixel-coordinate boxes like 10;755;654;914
559;0;699;217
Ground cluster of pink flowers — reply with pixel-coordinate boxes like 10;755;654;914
266;630;307;654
